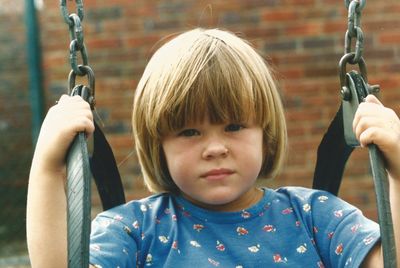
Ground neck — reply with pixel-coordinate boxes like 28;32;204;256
182;187;264;212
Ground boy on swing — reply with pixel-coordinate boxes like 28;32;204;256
27;28;400;267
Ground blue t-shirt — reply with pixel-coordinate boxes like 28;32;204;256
89;187;380;267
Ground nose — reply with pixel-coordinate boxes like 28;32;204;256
202;140;229;159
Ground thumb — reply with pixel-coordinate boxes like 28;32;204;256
364;94;382;105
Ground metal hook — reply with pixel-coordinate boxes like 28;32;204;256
338;52;367;101
68;65;96;109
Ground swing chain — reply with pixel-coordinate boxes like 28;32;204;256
60;0;84;25
339;0;380;101
344;0;366;13
60;0;95;109
339;3;397;267
344;0;366;64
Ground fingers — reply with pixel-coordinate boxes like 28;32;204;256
353;95;400;149
364;94;382;105
352;95;383;131
354;95;400;178
57;94;87;105
52;95;95;136
33;94;95;172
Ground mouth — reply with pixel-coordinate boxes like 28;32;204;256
201;168;235;181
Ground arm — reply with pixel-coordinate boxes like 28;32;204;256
26;95;94;268
353;94;400;267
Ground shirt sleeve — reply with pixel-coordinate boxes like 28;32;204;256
298;188;381;268
326;209;380;268
89;206;140;268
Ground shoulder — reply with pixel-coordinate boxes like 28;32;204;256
93;193;175;225
273;186;334;197
271;187;380;267
270;186;341;206
268;186;370;226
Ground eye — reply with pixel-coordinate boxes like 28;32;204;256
225;123;244;132
178;129;200;137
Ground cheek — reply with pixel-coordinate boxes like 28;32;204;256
164;154;182;176
163;154;196;190
246;130;265;173
162;141;193;181
249;142;264;174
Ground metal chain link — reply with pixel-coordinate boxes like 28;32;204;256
60;0;94;92
344;0;366;11
344;0;365;64
60;0;84;24
339;0;370;99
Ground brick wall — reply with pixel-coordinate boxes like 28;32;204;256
2;2;400;252
37;0;400;220
0;1;32;255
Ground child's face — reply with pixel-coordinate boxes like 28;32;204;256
161;117;264;211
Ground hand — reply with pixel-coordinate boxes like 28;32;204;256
33;95;95;173
353;94;400;179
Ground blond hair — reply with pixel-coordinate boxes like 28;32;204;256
132;28;287;193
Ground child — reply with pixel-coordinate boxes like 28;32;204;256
27;28;399;267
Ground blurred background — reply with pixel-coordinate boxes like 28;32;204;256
1;0;400;266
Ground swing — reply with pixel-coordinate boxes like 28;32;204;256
313;1;396;266
59;0;397;267
59;1;126;267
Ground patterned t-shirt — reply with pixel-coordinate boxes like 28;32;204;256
89;187;380;268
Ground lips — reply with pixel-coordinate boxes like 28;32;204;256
201;168;234;180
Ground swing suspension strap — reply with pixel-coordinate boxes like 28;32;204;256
60;1;125;267
313;0;397;266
